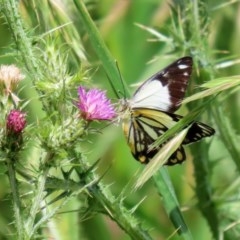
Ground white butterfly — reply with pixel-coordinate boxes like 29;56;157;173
120;56;215;165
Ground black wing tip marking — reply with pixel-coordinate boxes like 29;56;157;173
156;56;193;112
170;56;193;68
143;56;193;83
184;122;215;144
179;56;192;62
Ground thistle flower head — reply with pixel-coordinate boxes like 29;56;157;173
77;86;116;121
0;65;24;93
6;110;26;134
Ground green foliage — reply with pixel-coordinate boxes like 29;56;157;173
0;0;240;239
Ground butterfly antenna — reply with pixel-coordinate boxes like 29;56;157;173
106;72;120;99
115;61;127;99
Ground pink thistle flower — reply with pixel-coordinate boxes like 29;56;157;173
77;86;116;121
6;110;26;134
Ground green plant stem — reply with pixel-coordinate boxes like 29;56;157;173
0;0;40;79
0;0;47;114
192;0;201;45
154;168;193;240
177;0;220;237
25;153;53;238
35;167;151;239
212;105;240;171
88;180;152;240
25;169;49;237
6;158;24;240
73;159;152;240
191;142;219;239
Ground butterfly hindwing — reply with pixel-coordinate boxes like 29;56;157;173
123;108;214;165
123;108;187;165
131;57;193;112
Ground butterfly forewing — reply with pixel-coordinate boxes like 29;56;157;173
131;57;193;112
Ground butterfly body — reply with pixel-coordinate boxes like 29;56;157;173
121;57;215;165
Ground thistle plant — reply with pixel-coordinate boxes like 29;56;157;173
0;0;240;240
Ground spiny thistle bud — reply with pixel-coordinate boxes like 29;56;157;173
6;110;26;134
77;86;116;121
0;64;25;94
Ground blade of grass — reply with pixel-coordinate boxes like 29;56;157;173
73;0;130;97
154;167;193;240
182;75;240;104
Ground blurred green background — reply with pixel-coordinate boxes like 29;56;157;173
1;0;240;239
